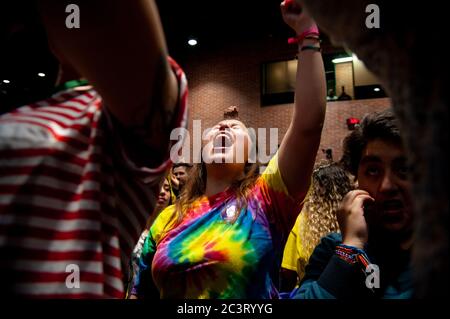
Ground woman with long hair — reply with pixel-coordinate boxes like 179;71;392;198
130;1;327;298
126;176;174;299
281;163;354;290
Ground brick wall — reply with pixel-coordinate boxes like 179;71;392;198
318;98;391;162
179;37;391;164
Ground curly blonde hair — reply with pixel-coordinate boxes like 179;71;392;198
298;162;354;270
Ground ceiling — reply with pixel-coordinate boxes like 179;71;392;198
157;0;292;48
0;0;339;112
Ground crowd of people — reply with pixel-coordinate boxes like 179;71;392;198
0;0;416;299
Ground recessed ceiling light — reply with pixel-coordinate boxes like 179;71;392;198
374;87;381;92
332;57;353;64
38;73;46;77
188;39;198;46
2;79;10;84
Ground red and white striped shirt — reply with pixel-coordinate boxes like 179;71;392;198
0;58;188;298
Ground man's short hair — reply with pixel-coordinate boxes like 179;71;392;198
340;109;402;176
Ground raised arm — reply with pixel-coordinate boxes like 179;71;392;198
278;0;327;200
38;0;178;129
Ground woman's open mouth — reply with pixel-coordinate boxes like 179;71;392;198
213;132;233;150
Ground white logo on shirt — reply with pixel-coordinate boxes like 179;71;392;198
224;204;237;222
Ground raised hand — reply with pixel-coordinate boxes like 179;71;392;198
280;0;317;35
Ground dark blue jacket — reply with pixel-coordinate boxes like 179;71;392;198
290;233;414;299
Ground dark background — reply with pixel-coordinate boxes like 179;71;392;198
0;0;382;114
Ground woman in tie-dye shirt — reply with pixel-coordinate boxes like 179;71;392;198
130;1;327;299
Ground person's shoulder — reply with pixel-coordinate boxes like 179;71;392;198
315;232;342;252
304;233;342;270
259;152;289;194
260;152;280;177
323;232;342;242
0;88;101;144
1;87;100;124
157;204;177;223
150;204;177;239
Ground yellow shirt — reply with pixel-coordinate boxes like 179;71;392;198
281;212;311;283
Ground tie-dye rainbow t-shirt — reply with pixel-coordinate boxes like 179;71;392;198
132;153;305;298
